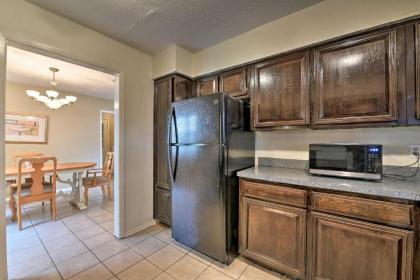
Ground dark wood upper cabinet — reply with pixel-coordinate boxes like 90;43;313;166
309;212;413;280
173;75;192;101
219;67;248;98
154;77;171;190
252;51;310;128
416;22;420;120
196;75;219;96
406;21;420;125
313;26;406;126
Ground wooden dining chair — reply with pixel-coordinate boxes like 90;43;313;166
8;152;49;213
9;157;57;230
83;152;114;206
14;152;44;167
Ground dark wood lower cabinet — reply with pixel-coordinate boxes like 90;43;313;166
155;187;171;226
309;211;414;280
239;179;416;280
240;197;306;279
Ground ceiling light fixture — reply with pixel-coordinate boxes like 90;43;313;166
26;67;77;110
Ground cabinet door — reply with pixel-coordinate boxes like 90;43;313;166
155;187;171;226
406;21;420;125
154;77;171;190
309;212;413;280
253;51;310;128
196;75;218;96
313;27;405;125
240;197;306;279
219;67;248;98
173;75;192;101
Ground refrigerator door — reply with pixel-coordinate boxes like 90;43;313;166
171;144;227;262
170;94;223;145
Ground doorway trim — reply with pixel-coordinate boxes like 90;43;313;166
100;110;115;167
0;33;8;280
0;39;126;242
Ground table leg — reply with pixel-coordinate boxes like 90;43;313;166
56;171;87;210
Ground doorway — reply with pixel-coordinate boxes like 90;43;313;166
100;111;115;167
0;38;125;278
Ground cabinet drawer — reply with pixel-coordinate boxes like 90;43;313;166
240;180;307;207
311;192;414;228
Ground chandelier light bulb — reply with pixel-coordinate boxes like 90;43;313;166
65;96;77;103
26;90;40;99
46;90;59;99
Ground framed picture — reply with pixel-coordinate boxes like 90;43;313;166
5;112;48;144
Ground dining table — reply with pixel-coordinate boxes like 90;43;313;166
5;162;97;210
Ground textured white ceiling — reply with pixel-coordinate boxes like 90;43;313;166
6;46;116;100
27;0;322;54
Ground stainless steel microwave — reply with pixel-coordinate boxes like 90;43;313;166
309;144;382;181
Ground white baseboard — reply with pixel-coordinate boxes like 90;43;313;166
123;220;156;238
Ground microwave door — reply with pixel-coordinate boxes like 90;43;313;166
310;145;366;173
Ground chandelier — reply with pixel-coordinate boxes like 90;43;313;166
26;67;77;110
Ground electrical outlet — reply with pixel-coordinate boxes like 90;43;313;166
410;145;420;158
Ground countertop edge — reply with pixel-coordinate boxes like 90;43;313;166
237;167;420;201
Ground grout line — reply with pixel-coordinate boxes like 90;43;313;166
34;195;112;279
59;201;118;279
27;210;65;280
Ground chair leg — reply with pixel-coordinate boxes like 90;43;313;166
9;193;17;221
107;182;113;201
51;197;57;221
17;200;22;231
100;185;106;197
84;186;89;207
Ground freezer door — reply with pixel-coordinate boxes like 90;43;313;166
171;144;227;262
170;94;223;145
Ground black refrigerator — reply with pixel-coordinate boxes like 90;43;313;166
168;92;254;264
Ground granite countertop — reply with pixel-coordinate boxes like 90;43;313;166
237;166;420;201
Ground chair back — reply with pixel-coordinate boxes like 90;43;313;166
17;157;57;197
14;152;44;168
103;152;114;178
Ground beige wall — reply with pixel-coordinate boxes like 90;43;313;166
0;1;154;274
152;45;193;78
256;127;420;166
153;45;176;78
191;0;420;76
5;81;113;168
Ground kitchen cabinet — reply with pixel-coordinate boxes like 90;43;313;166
173;75;192;101
154;74;192;225
219;67;248;98
309;211;413;280
195;75;218;96
154;77;171;191
239;178;416;280
313;26;406;126
239;180;307;279
155;187;171;225
252;51;310;128
406;21;420;125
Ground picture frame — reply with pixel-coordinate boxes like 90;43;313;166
5;112;49;144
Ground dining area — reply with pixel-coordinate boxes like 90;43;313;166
4;152;116;279
5;152;114;230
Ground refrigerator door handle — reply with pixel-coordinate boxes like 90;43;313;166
168;107;178;182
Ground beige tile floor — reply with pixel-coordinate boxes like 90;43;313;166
6;188;290;280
